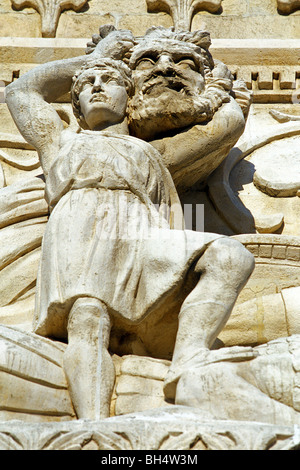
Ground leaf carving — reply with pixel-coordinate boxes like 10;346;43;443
0;432;24;450
11;0;89;37
41;431;94;450
146;0;223;30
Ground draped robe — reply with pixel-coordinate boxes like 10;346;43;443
33;130;220;339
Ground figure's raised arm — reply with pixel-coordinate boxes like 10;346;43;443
5;26;136;177
151;74;252;191
5;55;89;176
126;28;250;191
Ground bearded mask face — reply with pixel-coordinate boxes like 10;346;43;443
127;40;214;141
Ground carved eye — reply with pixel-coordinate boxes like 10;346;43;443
100;74;110;82
80;76;95;90
136;57;156;70
176;58;197;71
101;74;115;83
100;74;122;86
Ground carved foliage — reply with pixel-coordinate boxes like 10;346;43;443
11;0;88;37
146;0;223;30
0;426;299;450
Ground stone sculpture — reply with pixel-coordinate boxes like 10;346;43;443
5;26;255;420
175;335;300;425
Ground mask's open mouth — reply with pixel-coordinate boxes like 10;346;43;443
142;77;189;96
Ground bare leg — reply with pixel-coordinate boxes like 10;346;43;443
164;237;255;399
63;297;115;420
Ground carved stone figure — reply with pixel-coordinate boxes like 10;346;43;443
175;335;300;426
5;27;255;420
87;26;250;192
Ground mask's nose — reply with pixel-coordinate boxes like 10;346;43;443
153;55;175;76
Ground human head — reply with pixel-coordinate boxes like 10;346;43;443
71;58;134;130
127;27;233;140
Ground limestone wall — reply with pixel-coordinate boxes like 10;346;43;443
0;0;300;433
0;0;299;39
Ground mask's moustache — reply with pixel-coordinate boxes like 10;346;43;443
141;74;192;97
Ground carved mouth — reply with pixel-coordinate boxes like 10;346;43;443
89;94;107;103
142;77;188;96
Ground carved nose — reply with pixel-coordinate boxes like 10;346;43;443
92;77;103;92
154;56;175;75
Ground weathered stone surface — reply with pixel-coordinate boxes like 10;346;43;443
0;409;299;450
0;325;75;422
146;0;223;30
3;26;256;426
0;0;300;452
11;0;89;38
252;136;300;197
0;0;299;38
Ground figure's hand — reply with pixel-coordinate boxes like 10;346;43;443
212;59;233;83
231;79;253;119
86;26;137;62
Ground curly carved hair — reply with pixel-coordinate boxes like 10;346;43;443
86;25;215;73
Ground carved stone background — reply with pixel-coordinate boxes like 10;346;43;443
10;0;89;37
0;0;300;452
0;0;298;38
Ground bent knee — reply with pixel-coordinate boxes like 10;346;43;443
197;237;255;278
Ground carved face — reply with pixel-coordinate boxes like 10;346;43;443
130;41;205;98
127;40;209;140
77;67;128;130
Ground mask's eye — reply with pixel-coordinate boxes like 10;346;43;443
175;57;197;71
136;56;156;70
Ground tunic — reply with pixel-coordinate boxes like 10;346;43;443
33;130;219;339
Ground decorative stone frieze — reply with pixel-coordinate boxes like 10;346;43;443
0;413;299;450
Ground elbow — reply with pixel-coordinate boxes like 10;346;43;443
4;82;17;107
5;81;17;96
5;81;27;113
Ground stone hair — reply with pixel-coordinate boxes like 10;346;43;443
141;26;215;71
135;26;233;106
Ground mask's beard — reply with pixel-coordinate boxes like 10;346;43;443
127;75;217;141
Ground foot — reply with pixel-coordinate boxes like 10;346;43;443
163;345;258;401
